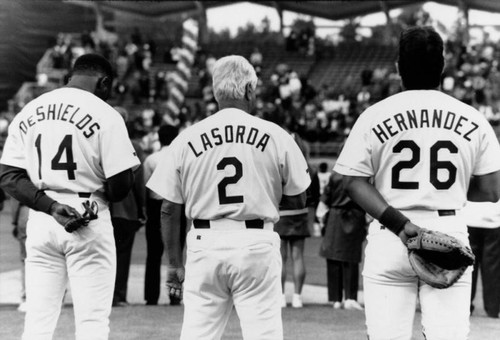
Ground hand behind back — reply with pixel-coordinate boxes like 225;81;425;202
49;202;83;230
166;266;185;300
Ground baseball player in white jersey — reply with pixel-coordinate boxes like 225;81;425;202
0;54;140;340
147;55;311;340
334;27;500;340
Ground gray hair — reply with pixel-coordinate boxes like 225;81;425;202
212;55;258;103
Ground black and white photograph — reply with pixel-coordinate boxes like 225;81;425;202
1;1;500;339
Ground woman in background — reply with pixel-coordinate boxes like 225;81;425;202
317;170;367;310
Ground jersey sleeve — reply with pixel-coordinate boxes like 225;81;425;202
146;140;184;204
142;155;155;184
472;120;500;176
0;114;26;169
333;112;373;177
100;111;140;178
281;132;311;196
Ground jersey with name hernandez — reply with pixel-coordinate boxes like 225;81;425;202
1;87;140;197
147;108;311;223
334;90;500;210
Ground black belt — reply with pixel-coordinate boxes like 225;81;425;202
438;210;455;216
193;219;264;229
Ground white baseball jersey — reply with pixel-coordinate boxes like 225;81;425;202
1;87;140;198
335;90;500;210
147;108;311;223
1;87;140;340
143;146;168;200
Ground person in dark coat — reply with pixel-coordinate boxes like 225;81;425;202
143;124;181;305
463;200;500;318
274;132;319;308
317;170;367;310
111;107;146;306
11;199;29;312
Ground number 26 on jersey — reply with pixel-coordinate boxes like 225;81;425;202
391;140;457;190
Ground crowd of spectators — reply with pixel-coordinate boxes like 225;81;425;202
158;31;500;149
4;25;500;156
286;25;316;57
37;27;159;105
443;34;500;125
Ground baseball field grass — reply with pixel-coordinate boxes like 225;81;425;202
1;196;499;339
1;302;499;340
0;302;406;339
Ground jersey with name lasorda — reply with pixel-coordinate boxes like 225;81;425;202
1;88;140;196
334;90;500;210
147;108;311;223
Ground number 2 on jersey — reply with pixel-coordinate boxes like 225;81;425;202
35;134;77;180
217;157;244;204
391;140;457;190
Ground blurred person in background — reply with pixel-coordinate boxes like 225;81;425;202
317;170;367;310
276;131;318;308
313;162;331;237
111;107;146;307
143;124;181;306
11;199;30;312
463;199;500;318
249;47;263;76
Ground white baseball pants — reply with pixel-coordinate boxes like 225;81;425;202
22;202;115;340
362;210;472;340
181;227;283;340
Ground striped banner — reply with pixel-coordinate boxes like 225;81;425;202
163;19;199;124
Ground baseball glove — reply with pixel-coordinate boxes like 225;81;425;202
406;228;475;289
64;200;99;233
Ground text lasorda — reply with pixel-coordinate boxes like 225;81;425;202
188;125;270;157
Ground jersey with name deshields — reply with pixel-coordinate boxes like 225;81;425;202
1;87;139;195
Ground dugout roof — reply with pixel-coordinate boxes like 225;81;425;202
68;0;500;21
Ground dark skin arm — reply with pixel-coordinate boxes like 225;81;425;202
132;168;147;222
161;199;186;299
131;143;147;221
342;175;420;243
104;168;135;202
467;170;500;202
0;164;56;212
0;164;82;226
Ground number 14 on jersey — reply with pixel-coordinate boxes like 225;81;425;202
35;134;77;180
